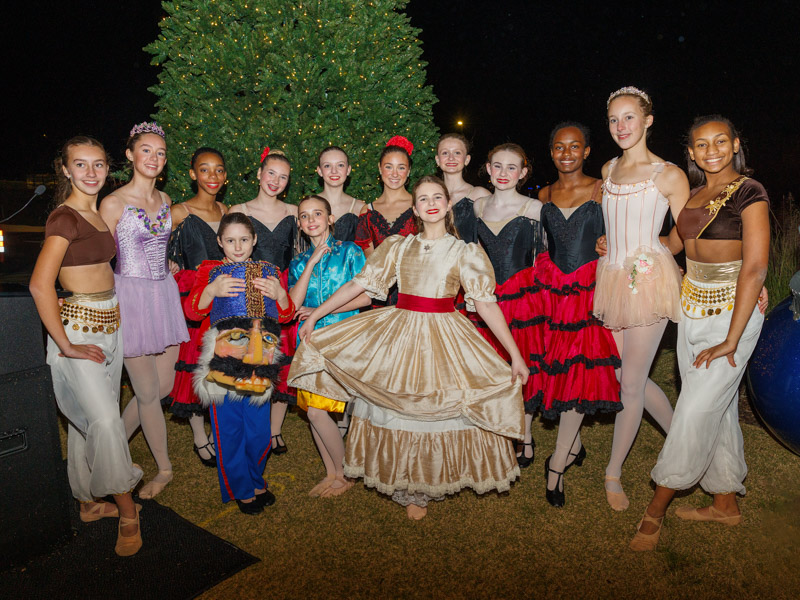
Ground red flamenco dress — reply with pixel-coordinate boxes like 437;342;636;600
474;198;546;410
355;205;417;306
530;201;621;419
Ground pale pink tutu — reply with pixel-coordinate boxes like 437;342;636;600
593;245;681;330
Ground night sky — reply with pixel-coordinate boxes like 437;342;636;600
5;1;800;202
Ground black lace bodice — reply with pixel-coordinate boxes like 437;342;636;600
541;201;604;274
168;214;224;270
334;212;359;243
476;216;544;284
249;215;297;270
452;197;477;243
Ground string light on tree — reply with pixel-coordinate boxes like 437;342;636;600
146;0;438;204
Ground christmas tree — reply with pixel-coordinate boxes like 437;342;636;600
146;0;439;204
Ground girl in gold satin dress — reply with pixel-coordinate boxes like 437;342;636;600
288;175;528;520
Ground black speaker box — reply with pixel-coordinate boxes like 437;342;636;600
0;287;72;567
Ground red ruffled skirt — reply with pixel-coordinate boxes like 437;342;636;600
530;253;621;418
166;270;205;417
275;322;298;405
466;265;545;411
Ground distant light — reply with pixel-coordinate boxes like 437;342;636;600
457;120;463;126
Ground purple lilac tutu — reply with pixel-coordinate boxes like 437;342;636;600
115;274;189;357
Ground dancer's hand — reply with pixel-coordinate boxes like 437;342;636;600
208;274;246;298
510;355;529;385
59;343;106;364
299;318;317;342
295;305;315;320
169;259;180;276
694;339;738;369
595;235;607;257
758;286;768;314
307;242;331;267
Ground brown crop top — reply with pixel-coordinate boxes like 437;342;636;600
677;177;769;241
45;205;116;267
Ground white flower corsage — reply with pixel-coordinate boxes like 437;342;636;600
627;253;654;295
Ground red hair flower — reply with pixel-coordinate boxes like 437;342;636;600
385;135;413;156
260;146;271;162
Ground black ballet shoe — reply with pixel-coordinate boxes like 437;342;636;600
516;440;535;469
271;434;288;455
544;455;565;508
254;488;276;508
564;445;587;473
236;498;264;515
193;441;217;468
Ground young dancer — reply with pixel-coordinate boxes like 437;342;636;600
435;133;490;242
167;147;228;467
288;195;369;496
355;136;417;258
593;88;689;511
316;146;365;242
289;175;527;520
474;143;544;469
185;212;295;514
100;122;189;499
230;148;298;455
30;136;142;556
630;116;769;550
533;123;621;507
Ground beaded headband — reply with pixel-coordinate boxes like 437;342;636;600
129;121;165;138
386;135;414;156
607;86;651;109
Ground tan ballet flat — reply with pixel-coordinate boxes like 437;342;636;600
320;476;354;498
139;470;173;500
115;511;142;557
308;476;335;498
80;501;141;523
406;504;427;520
604;476;629;511
629;511;664;551
675;505;742;526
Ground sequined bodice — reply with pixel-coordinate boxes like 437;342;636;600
115;203;171;280
602;159;671;265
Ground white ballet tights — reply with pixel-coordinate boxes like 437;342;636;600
307;407;345;478
548;410;585;490
271;401;288;437
188;414;213;454
122;345;179;473
605;319;673;491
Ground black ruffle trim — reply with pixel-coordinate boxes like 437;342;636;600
534;278;595;296
166;400;206;418
496;285;540;302
174;360;198;373
471;315;547;330
546;316;605;331
523;389;544;413
531;398;624;421
537;354;621;375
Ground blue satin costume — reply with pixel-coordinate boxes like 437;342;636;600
289;235;366;412
289;235;366;344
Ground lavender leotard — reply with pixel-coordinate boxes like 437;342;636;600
114;203;189;357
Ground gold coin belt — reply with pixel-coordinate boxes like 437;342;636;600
60;302;120;334
681;278;736;319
